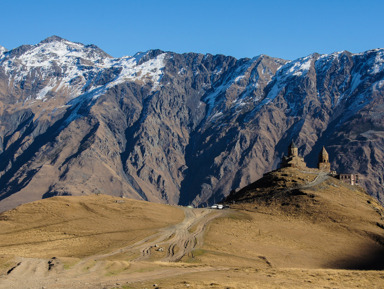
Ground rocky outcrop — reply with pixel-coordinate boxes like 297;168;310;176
0;37;383;211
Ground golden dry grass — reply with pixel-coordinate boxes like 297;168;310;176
123;267;384;289
206;168;384;271
0;194;184;259
1;170;384;288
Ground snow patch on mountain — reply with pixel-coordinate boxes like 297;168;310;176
375;80;384;90
262;55;314;103
205;58;267;118
105;52;166;91
349;72;363;93
213;65;224;76
0;45;7;59
67;51;166;101
315;52;339;73
286;55;313;77
369;49;384;74
204;60;254;115
36;83;55;100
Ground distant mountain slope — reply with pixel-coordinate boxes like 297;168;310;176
0;36;383;210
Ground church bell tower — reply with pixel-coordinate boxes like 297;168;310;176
288;141;298;157
318;146;331;172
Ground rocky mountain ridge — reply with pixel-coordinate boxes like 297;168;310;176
0;36;383;211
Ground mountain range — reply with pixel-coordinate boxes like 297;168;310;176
0;36;383;211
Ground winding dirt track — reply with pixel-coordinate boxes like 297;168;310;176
140;207;222;262
0;207;226;289
74;207;223;263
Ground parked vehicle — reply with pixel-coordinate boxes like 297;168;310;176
211;204;224;209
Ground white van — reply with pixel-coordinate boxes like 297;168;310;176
211;204;224;209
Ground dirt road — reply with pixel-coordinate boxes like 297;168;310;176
301;171;330;189
73;206;224;263
140;207;223;262
0;207;226;289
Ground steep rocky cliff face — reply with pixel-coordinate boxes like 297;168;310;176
0;36;383;211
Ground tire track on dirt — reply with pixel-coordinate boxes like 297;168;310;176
0;206;226;289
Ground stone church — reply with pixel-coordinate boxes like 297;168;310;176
280;141;358;185
280;141;330;172
280;141;308;169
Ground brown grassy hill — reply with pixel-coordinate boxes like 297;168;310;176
0;194;184;260
219;167;384;270
0;177;384;288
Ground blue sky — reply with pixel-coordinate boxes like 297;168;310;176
1;0;384;60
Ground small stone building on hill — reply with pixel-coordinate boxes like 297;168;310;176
338;174;359;185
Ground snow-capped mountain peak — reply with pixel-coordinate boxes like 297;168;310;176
39;35;68;44
0;38;167;102
17;36;111;68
